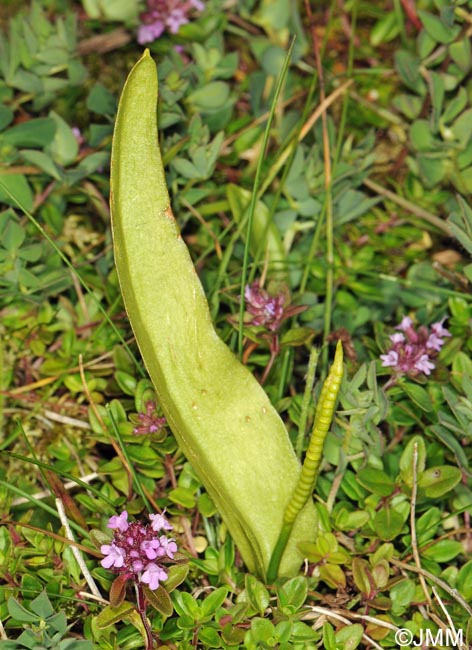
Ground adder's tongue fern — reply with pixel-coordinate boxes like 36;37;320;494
110;50;318;580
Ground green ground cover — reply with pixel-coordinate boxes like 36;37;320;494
0;1;471;648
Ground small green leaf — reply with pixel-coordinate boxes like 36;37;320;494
198;626;222;647
395;51;425;94
197;491;217;517
351;558;372;596
2;117;56;147
0;174;34;211
402;383;434;413
109;574;128;607
21;149;63;181
95;602;135;629
278;576;307;611
245;574;270;614
452;109;472;144
163;563;189;593
410;120;435;151
322;622;336;650
450;37;472;73
357;467;395;496
280;327;315;347
143;585;173;617
400;436;426;487
87;82;117;115
29;591;54;618
390;579;415;615
7;597;39;623
418;465;462;497
422;539;463;562
457;561;472;599
373;508;406;541
417;10;460;44
0;105;13;131
335;623;364;650
46;110;78;166
370;12;400;46
187;81;230;111
201;586;228;617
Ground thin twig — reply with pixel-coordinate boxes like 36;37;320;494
363;178;451;234
302;605;385;650
259;80;353;196
0;617;8;640
78;591;109;605
432;586;468;650
390;558;472;616
410;442;432;607
55;498;102;599
12;472;99;506
181;198;222;259
79;354;133;493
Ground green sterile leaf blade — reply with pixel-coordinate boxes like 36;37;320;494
417;465;462;497
109;50;317;579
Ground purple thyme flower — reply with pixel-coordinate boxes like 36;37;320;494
100;543;126;569
137;0;204;44
107;510;129;532
244;281;286;332
132;400;166;436
100;511;177;591
149;511;173;532
380;317;451;378
141;562;168;590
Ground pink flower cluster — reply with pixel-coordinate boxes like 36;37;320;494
132;400;166;436
101;511;177;591
380;316;451;377
137;0;204;44
244;282;286;332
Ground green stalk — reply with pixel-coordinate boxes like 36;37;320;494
267;341;343;582
238;38;295;358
